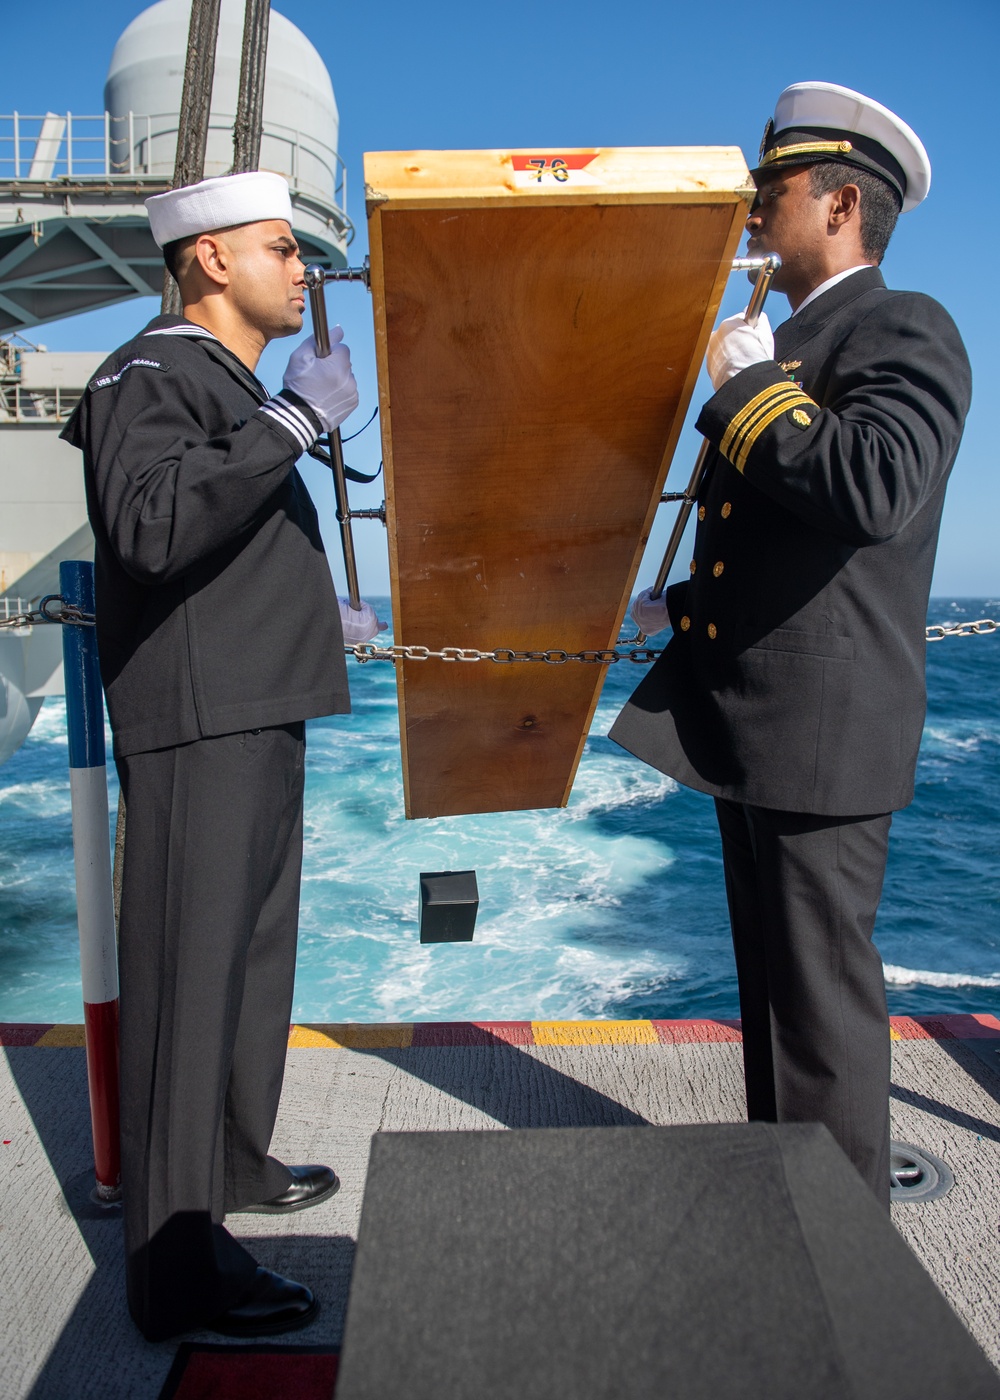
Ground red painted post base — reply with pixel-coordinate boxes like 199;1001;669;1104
83;997;121;1197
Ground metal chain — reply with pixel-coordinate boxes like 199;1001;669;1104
0;594;96;630
347;620;1000;663
345;642;663;665
4;595;993;652
925;618;998;642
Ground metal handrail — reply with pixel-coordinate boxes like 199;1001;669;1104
0;111;347;214
0;382;82;423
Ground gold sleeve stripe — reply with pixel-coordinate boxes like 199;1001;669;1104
721;383;805;461
734;394;818;473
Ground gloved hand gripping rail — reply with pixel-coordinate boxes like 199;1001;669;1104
632;254;781;644
304;264;367;612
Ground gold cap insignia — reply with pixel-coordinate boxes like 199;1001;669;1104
791;408;812;427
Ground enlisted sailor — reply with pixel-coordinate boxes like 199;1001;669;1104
611;83;972;1206
62;171;382;1340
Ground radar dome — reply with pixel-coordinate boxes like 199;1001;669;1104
104;0;347;258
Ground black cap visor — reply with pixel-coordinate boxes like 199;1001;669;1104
750;126;906;205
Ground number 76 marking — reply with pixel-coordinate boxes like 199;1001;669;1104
526;158;570;183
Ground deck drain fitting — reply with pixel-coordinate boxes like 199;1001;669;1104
889;1141;954;1203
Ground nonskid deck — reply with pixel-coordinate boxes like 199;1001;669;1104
2;1014;998;1397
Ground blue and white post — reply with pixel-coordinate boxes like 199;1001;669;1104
60;560;121;1200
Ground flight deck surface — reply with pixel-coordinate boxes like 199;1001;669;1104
2;1015;998;1397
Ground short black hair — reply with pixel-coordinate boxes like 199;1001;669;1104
808;161;902;264
161;234;197;282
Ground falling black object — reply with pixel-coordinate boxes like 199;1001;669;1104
419;871;479;944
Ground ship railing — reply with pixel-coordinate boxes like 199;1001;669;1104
0;381;82;423
0;596;34;619
0;112;348;223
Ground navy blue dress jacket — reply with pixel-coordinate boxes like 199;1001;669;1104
609;267;972;815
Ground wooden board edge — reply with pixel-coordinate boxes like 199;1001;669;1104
367;210;416;820
364;188;754;215
364;147;752;213
555;197;751;807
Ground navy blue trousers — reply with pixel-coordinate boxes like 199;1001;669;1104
714;799;893;1208
116;722;305;1340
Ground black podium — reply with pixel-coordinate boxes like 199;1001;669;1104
334;1122;999;1399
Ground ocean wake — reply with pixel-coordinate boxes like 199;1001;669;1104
883;963;1000;990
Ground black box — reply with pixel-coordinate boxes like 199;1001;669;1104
418;870;479;943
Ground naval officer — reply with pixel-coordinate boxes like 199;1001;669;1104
62;171;381;1339
611;83;971;1206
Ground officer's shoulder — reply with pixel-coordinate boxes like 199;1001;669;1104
861;284;960;334
847;283;967;356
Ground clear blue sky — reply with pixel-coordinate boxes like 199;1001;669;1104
6;0;998;598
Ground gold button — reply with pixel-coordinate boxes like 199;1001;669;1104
721;502;732;519
680;616;691;632
713;561;724;578
689;560;697;575
707;623;717;639
698;506;706;521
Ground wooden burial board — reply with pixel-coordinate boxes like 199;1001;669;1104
366;146;751;818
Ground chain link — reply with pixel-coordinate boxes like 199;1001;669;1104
0;594;96;631
4;595;992;652
345;642;663;665
346;621;999;663
925;618;998;642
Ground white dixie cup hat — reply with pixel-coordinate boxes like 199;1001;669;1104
145;171;295;247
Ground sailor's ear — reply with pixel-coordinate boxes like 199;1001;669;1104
828;182;861;228
192;233;231;288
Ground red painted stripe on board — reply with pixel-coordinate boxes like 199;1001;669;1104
652;1020;743;1044
509;152;598;172
411;1022;535;1047
0;1024;54;1046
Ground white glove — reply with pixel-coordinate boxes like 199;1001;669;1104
630;587;670;636
706;311;774;391
282;331;359;433
339;597;388;645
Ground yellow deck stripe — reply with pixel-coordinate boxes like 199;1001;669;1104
35;1025;87;1047
531;1020;658;1046
287;1023;414;1049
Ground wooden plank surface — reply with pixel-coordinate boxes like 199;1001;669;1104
367;147;750;818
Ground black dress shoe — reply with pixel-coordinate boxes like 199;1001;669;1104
234;1164;341;1215
210;1268;319;1337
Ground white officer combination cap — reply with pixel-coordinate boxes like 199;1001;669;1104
145;171;295;248
751;81;931;213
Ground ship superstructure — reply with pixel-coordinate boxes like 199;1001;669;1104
0;0;351;765
0;337;99;763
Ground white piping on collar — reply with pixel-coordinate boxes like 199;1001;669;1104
143;323;219;340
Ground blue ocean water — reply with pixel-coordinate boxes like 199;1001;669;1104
1;599;998;1025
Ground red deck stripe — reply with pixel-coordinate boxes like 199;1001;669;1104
0;1024;54;1046
5;1015;999;1048
653;1020;743;1044
411;1022;535;1047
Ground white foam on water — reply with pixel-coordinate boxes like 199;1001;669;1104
0;778;71;817
922;726;995;755
883;963;1000;989
293;707;684;1020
